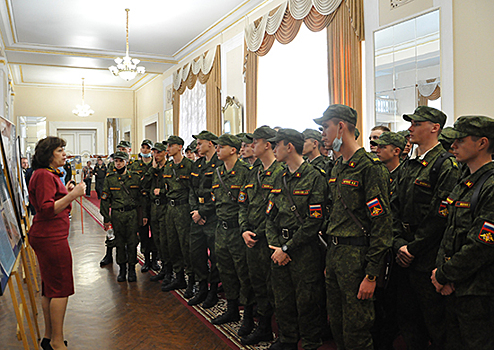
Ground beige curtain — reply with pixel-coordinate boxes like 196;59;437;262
172;46;222;136
418;86;441;106
244;42;259;133
327;1;363;143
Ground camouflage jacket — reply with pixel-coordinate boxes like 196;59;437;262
309;155;329;170
100;170;143;223
106;159;134;174
435;161;494;296
391;143;460;271
189;153;223;220
327;148;392;277
239;160;284;237
266;161;327;252
163;156;193;201
212;159;252;221
128;159;153;176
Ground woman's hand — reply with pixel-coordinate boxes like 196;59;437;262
71;182;86;198
66;180;75;192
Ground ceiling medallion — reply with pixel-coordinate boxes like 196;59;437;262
109;8;145;81
72;78;94;117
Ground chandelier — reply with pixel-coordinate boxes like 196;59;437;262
72;78;94;117
109;8;145;81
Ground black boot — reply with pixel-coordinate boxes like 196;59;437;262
188;280;208;306
241;315;273;345
150;262;170;282
162;271;187;292
141;251;151;273
268;339;297;350
184;275;196;299
211;299;240;325
150;253;160;271
117;264;127;282
238;304;255;336
128;263;137;282
202;283;219;309
100;247;113;266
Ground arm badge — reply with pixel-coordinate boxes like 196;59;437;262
309;204;323;218
366;198;384;217
478;221;494;245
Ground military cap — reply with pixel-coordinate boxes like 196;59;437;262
235;132;246;139
268;128;305;149
239;133;254;144
213;134;242;150
370;131;407;150
151;142;167;152
253;126;277;140
302;129;322;142
113;151;129;161
451;115;494;139
193;130;218;141
313;104;358;126
397;130;410;138
166;135;184;146
438;127;457;142
403;106;447;128
186;140;197;152
141;139;153;148
117;140;132;148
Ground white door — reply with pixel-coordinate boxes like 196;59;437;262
57;129;96;156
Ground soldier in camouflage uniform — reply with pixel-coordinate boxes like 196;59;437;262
128;139;159;273
185;140;198;162
239;133;262;167
264;129;326;350
371;131;407;191
397;130;412;161
391;106;460;350
238;126;283;345
431;116;494;350
100;140;134;267
188;131;223;308
100;151;145;282
209;134;255;334
160;136;196;297
141;142;173;285
302;128;328;169
315;104;393;350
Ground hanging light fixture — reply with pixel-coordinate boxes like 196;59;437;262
72;78;94;117
109;8;145;81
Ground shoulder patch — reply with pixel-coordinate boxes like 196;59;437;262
309;204;323;219
366;197;384;217
212;184;220;189
238;191;246;203
328;177;336;184
191;172;199;177
464;180;474;188
478;221;494;245
266;200;274;214
438;200;449;217
101;192;108;200
245;184;254;189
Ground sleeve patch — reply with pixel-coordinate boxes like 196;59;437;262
366;198;384;217
309;204;323;219
293;190;310;195
245;184;254;188
438;200;449;217
342;179;359;187
478;221;494;245
101;192;108;199
328;177;336;184
446;197;454;204
212;184;220;189
266;200;274;214
238;191;246;203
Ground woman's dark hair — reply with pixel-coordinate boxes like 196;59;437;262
32;136;66;170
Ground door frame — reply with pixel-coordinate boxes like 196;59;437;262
49;121;104;154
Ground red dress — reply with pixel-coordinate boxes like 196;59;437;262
28;168;74;298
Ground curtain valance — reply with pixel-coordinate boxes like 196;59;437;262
173;48;217;91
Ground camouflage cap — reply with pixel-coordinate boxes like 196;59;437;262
235;132;246;139
313;104;358;126
438;127;457;142
113;151;129;161
268;128;305;149
141;139;153;148
186;140;197;152
151;142;167;152
117;140;132;148
370;131;407;150
302;129;322;142
239;133;254;144
213;134;242;150
451;115;494;139
166;135;184;146
403;106;447;128
252;126;277;140
193;130;218;141
397;130;410;138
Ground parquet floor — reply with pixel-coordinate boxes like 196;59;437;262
0;203;230;350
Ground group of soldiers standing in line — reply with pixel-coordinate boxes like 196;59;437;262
97;104;494;350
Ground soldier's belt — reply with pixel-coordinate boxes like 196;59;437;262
330;236;368;247
167;198;189;207
280;228;295;240
114;205;136;213
219;217;239;230
153;198;162;206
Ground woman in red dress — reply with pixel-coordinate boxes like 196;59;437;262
28;137;85;350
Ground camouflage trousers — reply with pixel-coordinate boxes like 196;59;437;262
396;268;446;350
215;221;254;305
190;214;219;284
326;245;374;350
111;209;139;265
149;203;170;268
165;202;192;277
246;234;274;317
271;241;324;349
444;294;494;350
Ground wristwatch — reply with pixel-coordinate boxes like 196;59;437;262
281;244;289;253
365;274;377;282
